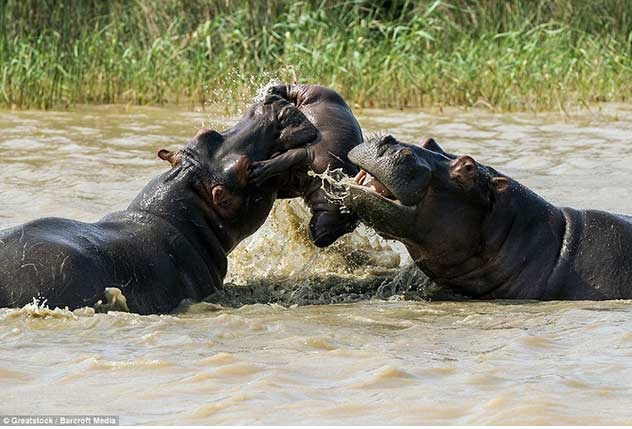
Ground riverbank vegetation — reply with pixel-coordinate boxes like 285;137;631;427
1;0;631;110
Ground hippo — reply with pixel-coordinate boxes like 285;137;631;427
249;83;363;247
0;94;317;314
342;134;632;300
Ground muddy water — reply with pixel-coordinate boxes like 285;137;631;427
2;104;632;424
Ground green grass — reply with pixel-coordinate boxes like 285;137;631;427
1;0;631;110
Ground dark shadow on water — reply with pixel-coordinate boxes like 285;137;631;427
199;263;468;308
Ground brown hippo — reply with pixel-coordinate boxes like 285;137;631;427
0;94;317;314
249;83;363;247
343;135;632;300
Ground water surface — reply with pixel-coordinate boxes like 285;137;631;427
1;104;632;424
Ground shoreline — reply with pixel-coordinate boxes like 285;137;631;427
3;1;631;111
3;101;632;122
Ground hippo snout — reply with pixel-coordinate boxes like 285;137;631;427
347;136;432;207
309;211;359;248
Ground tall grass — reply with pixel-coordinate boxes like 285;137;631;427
1;0;631;110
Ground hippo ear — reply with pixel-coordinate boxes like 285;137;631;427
492;176;510;192
420;137;456;159
157;149;182;167
211;185;229;207
277;106;319;149
450;156;478;188
211;185;240;218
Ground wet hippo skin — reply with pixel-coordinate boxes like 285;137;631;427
250;83;363;247
344;135;632;300
0;95;318;314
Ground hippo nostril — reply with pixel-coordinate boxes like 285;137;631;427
395;148;413;158
263;94;283;105
381;135;397;146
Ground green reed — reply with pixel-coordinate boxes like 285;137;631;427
1;0;631;110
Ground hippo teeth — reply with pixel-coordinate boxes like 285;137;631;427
354;169;367;184
354;169;396;200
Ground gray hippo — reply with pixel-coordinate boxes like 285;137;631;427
0;94;317;314
343;134;632;300
249;83;363;247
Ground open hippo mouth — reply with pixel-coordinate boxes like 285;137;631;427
353;169;399;203
345;135;430;208
339;135;434;240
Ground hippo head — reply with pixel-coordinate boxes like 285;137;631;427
344;135;509;265
157;94;318;251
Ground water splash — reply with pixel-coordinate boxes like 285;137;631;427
0;298;95;320
213;199;437;307
308;166;355;211
201;67;301;127
94;287;129;313
253;79;283;104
